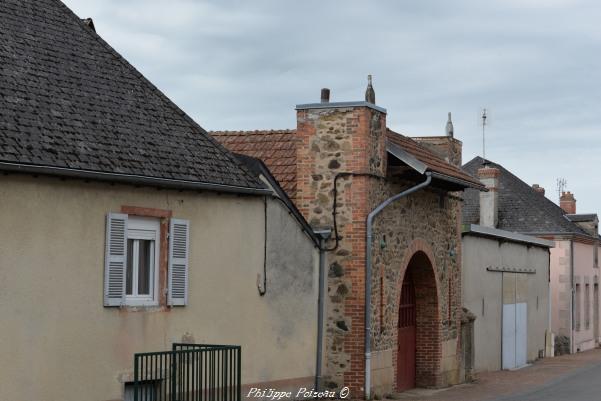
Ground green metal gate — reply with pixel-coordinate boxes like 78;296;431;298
133;344;241;401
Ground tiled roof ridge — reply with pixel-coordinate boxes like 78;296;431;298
50;0;258;187
387;128;449;160
211;129;297;136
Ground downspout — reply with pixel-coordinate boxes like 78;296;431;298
365;172;432;399
314;229;332;390
548;249;552;356
570;240;575;353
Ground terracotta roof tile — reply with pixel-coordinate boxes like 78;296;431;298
211;130;299;199
212;128;482;200
386;129;482;187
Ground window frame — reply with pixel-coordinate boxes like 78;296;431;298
125;216;160;307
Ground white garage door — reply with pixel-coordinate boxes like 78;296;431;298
502;302;527;369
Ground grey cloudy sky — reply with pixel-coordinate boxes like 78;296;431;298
63;0;600;213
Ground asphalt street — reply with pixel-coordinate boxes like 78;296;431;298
493;361;601;401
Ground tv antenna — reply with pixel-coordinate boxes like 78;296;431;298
557;178;567;201
481;108;488;159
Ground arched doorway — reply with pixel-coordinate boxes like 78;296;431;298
396;250;441;391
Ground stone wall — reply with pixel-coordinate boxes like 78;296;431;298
295;104;463;396
369;181;463;393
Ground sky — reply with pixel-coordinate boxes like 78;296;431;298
63;0;601;213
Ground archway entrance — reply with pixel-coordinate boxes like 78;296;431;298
397;271;416;391
396;251;441;391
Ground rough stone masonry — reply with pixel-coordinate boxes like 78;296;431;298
295;100;465;397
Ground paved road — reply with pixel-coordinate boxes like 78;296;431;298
493;361;601;401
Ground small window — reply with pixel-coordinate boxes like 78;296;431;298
125;217;160;306
575;283;581;331
124;381;159;401
586;284;591;329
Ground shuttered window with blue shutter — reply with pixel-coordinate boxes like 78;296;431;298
104;213;128;306
168;219;190;306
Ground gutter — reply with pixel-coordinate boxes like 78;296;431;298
0;161;271;196
365;172;432;399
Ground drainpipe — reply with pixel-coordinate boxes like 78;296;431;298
570;240;575;353
365;172;432;399
314;229;332;390
548;249;552;356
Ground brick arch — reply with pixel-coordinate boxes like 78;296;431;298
393;238;442;390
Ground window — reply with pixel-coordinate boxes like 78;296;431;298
124;381;159;401
575;283;581;331
586;284;590;329
104;213;190;307
125;217;160;306
594;241;598;268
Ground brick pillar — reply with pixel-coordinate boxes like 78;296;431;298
295;98;387;396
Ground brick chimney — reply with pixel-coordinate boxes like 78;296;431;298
478;165;500;227
560;191;576;214
532;184;545;196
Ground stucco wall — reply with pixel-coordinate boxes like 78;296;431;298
572;241;598;352
0;175;318;401
462;234;549;372
549;239;599;353
550;240;571;338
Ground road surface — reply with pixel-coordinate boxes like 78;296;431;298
493;361;601;401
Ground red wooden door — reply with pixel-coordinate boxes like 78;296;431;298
397;273;416;391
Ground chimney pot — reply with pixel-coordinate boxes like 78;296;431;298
320;88;330;103
532;184;545;196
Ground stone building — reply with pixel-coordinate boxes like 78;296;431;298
463;157;600;355
213;83;484;397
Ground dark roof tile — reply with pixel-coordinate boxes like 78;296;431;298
462;156;591;237
0;0;263;191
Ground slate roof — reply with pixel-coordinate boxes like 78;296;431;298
212;130;300;199
386;129;483;188
462;156;591;237
0;0;265;192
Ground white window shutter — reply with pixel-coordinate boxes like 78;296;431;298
169;219;190;306
104;213;128;306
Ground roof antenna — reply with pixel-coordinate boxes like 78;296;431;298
481;108;487;160
557;178;567;202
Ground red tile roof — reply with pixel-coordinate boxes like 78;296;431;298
211;130;300;199
211;128;481;200
386;129;483;187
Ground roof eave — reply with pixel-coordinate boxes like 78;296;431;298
430;171;486;191
462;224;555;248
0;162;271;196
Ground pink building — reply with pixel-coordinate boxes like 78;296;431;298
463;158;599;355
